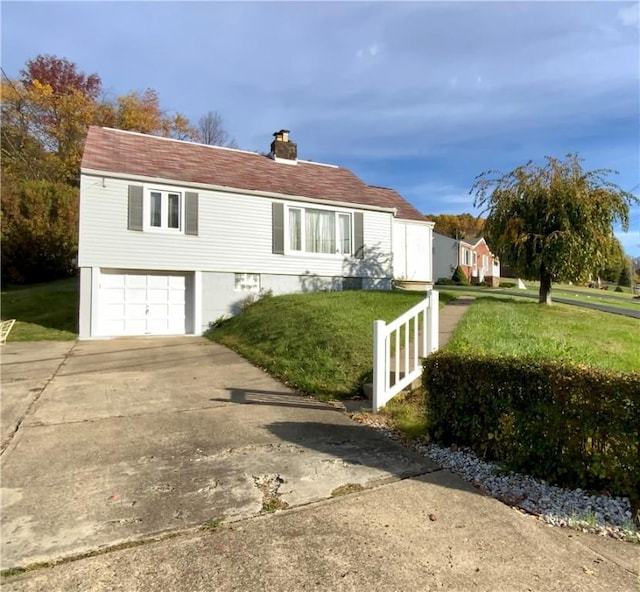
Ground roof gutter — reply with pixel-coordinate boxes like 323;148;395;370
81;168;398;216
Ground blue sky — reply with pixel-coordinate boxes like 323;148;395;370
2;1;640;256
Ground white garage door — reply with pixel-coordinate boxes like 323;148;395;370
97;270;186;336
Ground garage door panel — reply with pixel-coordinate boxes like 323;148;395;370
147;289;169;304
100;274;125;289
126;303;147;318
125;320;147;335
102;289;125;304
169;304;185;318
126;275;147;289
103;303;125;319
168;289;185;304
126;288;147;304
107;320;126;335
147;304;169;319
147;275;170;289
169;276;185;289
97;270;187;337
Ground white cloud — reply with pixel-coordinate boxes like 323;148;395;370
2;1;637;229
356;42;381;60
617;3;640;27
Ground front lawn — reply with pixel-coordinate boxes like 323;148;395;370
444;296;640;372
208;290;454;399
209;290;639;401
1;278;78;341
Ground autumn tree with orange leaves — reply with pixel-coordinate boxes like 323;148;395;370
1;54;233;284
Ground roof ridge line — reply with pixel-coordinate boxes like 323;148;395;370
92;126;261;157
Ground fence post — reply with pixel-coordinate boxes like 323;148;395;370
427;290;439;353
372;320;386;411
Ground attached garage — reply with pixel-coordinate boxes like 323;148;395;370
95;270;190;337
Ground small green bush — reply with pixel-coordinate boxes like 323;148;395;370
452;265;469;285
614;286;624;293
423;352;640;502
435;277;457;285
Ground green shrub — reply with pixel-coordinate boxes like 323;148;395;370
451;266;469;285
614;286;624;293
619;265;632;287
435;277;457;285
423;352;640;502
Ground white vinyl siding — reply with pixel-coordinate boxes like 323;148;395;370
392;220;432;282
79;174;392;278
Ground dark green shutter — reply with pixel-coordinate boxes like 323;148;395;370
185;192;198;235
272;202;285;254
353;211;364;258
128;185;143;231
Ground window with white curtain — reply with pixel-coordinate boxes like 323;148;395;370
288;206;352;255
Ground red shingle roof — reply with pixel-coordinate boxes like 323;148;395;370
81;127;425;221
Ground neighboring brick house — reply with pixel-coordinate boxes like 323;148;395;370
433;234;500;286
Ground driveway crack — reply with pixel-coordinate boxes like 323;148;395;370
1;341;78;455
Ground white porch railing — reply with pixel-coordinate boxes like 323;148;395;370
372;290;439;411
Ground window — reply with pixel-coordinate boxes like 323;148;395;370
462;248;472;266
147;189;182;231
235;273;260;294
472;251;477;267
288;206;352;255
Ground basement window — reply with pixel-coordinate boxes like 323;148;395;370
235;273;261;294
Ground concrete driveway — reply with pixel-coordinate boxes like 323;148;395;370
2;338;638;591
0;337;434;570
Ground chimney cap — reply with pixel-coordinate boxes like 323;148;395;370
273;129;290;137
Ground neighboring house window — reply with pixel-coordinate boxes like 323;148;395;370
483;255;489;270
147;189;182;232
462;248;471;266
288;206;352;255
472;251;477;267
235;273;260;294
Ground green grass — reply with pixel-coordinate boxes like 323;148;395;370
445;282;640;312
444;296;640;373
208;291;455;400
1;278;78;341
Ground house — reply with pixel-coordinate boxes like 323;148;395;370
433;233;500;286
78;127;434;338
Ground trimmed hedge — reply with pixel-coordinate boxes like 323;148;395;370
423;352;640;502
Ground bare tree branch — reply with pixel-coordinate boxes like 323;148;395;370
198;111;238;148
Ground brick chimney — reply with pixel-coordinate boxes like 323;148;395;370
270;129;297;163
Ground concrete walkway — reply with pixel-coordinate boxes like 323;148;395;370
438;296;474;347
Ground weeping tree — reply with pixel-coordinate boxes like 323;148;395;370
471;154;638;304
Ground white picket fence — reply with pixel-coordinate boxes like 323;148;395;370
372;290;439;411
